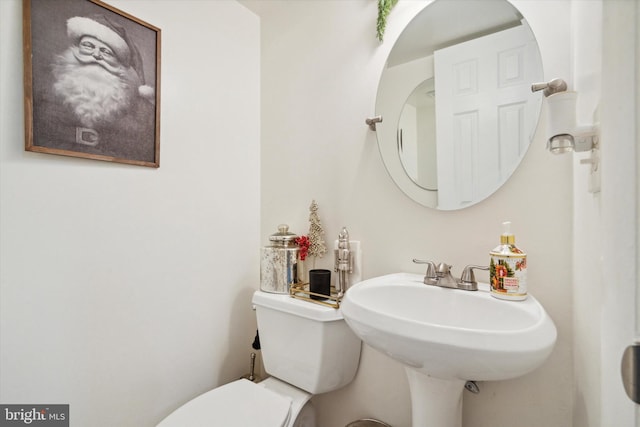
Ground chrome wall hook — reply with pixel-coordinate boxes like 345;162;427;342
365;115;383;131
531;78;568;97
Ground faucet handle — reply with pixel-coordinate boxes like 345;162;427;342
412;259;438;285
459;265;489;291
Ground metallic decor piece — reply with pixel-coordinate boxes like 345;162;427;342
260;224;300;294
289;282;342;309
334;227;354;298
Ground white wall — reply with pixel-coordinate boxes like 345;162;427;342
256;1;573;426
7;0;635;426
598;1;639;425
572;1;640;426
0;1;260;426
571;2;603;425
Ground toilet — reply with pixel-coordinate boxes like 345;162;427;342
157;290;362;427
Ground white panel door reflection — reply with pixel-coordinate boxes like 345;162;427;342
435;22;538;210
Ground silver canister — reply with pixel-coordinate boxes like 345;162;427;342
260;224;299;293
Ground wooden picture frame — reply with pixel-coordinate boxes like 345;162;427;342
23;0;161;168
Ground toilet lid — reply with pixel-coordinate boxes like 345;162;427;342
157;379;291;427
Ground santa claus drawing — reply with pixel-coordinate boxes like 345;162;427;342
33;13;157;164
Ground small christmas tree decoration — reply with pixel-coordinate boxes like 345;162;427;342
307;200;327;259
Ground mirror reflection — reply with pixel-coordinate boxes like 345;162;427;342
376;0;543;210
398;78;437;191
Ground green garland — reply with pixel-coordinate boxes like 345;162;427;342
377;0;399;42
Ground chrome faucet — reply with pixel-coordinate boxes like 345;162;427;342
412;259;489;291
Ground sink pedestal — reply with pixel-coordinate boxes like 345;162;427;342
341;273;557;427
406;368;465;427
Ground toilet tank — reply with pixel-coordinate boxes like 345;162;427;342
252;291;361;394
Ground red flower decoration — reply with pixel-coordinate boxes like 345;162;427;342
295;235;310;261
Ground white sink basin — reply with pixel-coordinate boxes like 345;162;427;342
341;273;557;426
341;272;556;380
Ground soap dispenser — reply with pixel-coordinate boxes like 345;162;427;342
489;221;527;301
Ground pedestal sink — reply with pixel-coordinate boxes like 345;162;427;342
341;273;557;427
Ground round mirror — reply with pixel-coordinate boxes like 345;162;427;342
376;0;543;210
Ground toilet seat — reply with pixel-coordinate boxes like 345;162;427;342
157;379;292;427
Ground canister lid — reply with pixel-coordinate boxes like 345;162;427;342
269;224;298;246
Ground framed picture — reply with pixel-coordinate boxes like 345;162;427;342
23;0;161;168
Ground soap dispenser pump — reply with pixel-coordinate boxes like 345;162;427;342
489;221;527;301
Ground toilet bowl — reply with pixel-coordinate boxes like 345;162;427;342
157;291;362;427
